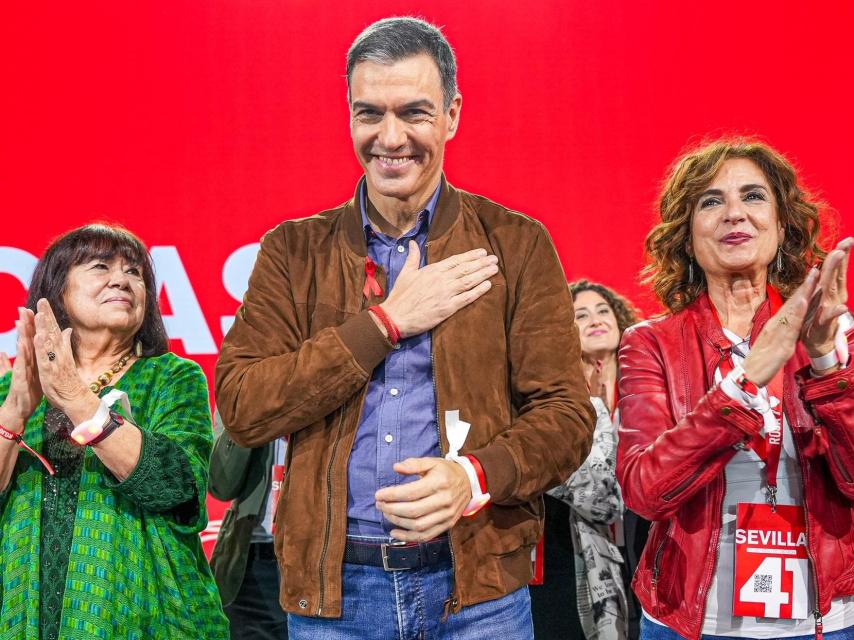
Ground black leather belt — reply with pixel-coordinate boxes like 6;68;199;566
344;537;451;571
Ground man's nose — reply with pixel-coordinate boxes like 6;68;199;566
377;114;406;149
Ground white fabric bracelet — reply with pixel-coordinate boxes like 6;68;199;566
443;409;491;516
446;453;490;515
69;389;133;445
810;349;840;372
720;366;770;414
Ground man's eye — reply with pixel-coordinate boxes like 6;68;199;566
356;111;381;122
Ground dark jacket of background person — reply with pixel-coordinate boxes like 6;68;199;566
215;180;596;618
617;295;854;640
208;411;274;606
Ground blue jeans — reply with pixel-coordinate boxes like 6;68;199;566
288;540;534;640
640;615;854;640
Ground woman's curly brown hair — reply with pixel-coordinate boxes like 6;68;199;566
643;138;826;312
569;279;642;337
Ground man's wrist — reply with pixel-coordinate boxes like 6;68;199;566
449;454;491;517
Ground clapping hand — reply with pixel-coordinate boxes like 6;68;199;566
0;308;43;434
802;237;852;358
32;299;99;423
743;237;853;386
0;352;11;376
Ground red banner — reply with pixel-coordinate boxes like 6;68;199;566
2;1;852;558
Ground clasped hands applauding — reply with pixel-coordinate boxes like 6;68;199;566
743;237;852;386
0;300;104;438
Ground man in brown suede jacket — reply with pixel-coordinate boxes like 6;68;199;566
215;17;594;639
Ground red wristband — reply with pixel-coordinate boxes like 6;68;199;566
464;454;488;494
734;370;759;396
0;423;56;476
368;305;401;346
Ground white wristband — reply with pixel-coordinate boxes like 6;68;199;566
69;389;133;445
446;454;491;516
810;348;840;373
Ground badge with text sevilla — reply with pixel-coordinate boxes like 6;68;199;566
733;503;809;619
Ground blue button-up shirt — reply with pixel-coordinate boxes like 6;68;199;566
346;184;442;536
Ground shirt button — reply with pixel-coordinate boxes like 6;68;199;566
837;379;848;390
384;434;394;443
397;245;405;253
389;388;399;397
720;406;732;416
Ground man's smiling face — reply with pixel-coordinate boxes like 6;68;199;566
349;53;461;210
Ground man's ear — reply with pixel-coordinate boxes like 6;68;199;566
446;93;462;140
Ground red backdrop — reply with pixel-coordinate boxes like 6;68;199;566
2;1;852;555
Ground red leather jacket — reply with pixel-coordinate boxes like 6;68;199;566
617;294;854;640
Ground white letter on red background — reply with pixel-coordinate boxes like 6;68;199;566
220;243;260;336
0;247;38;356
151;246;217;354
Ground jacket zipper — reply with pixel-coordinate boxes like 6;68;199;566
793;440;823;639
662;471;704;502
649;520;671;616
826;430;853;483
316;402;347;615
424;240;459;615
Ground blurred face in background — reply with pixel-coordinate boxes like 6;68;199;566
573;289;620;359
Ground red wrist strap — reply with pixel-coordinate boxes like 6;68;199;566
368;305;401;346
464;454;488;494
0;423;56;476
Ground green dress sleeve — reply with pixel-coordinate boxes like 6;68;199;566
105;428;198;515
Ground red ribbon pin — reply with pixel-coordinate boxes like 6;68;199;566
363;257;383;300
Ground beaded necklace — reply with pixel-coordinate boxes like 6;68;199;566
88;353;133;394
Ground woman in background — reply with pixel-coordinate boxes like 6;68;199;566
531;279;641;640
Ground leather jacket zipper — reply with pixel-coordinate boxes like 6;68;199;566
650;520;672;616
316;401;347;615
827;432;852;483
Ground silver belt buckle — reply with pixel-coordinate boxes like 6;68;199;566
381;541;408;571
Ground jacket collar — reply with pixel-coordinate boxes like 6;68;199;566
340;174;461;256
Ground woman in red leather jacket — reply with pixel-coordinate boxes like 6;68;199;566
617;139;854;640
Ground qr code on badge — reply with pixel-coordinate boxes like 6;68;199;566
753;574;773;593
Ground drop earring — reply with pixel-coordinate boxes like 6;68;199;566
776;247;783;273
688;259;695;284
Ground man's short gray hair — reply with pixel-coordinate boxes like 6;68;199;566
346;17;458;111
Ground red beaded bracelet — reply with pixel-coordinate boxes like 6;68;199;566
0;423;56;475
368;305;401;346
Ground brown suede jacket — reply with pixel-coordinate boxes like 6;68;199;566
215;178;595;618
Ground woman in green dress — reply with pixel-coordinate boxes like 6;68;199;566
0;224;228;639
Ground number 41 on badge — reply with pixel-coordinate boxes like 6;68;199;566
733;503;809;619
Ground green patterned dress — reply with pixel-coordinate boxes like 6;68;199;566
0;353;229;639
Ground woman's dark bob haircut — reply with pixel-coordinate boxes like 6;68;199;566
26;224;168;356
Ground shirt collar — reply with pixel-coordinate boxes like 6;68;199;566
360;182;441;240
